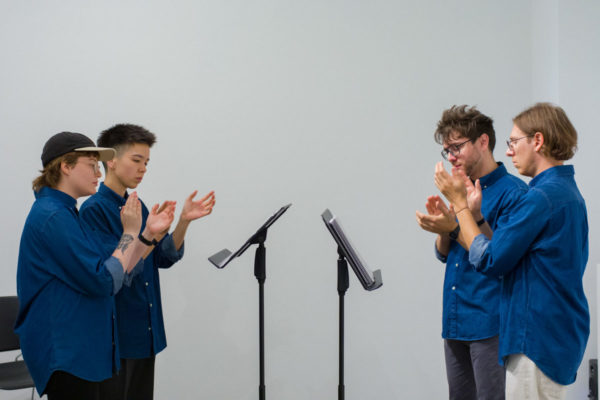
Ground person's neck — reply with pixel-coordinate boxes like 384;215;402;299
470;155;498;181
532;156;563;178
103;174;128;197
55;181;79;200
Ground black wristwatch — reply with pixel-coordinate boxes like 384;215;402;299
476;217;486;226
449;224;460;240
138;233;158;246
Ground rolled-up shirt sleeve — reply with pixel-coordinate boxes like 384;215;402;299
154;234;185;269
123;257;145;287
104;256;125;294
468;234;490;270
434;241;448;263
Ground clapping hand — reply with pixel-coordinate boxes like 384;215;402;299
180;190;215;222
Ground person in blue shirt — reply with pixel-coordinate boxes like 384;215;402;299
435;102;589;399
15;132;175;400
79;124;215;400
416;105;527;400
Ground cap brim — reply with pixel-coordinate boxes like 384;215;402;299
75;146;116;162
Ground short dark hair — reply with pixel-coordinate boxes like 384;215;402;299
97;124;156;152
513;103;577;161
434;105;496;152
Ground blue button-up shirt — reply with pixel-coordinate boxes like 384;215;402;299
469;165;589;385
435;163;527;341
15;187;125;395
80;183;184;359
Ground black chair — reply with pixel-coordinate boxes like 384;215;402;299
0;296;35;399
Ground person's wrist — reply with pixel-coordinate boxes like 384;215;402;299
123;229;138;238
453;199;468;210
472;212;484;221
138;231;158;246
141;227;158;241
449;223;460;240
178;216;192;226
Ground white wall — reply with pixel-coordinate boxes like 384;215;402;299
553;1;600;398
0;1;596;399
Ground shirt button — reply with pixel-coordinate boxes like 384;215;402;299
455;263;459;267
148;327;152;331
145;282;149;286
483;185;487;189
452;286;456;290
149;303;153;308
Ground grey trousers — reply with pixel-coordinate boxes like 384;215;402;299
444;336;505;400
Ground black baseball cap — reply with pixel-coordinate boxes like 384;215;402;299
41;132;116;167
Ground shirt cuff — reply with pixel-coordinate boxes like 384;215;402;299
161;234;185;262
123;257;145;287
468;234;490;271
105;256;125;295
434;241;447;263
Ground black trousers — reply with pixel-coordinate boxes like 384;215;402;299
100;357;156;400
46;370;114;400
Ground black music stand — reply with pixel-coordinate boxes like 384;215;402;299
321;209;383;400
209;203;291;400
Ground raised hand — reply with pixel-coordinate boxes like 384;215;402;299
434;162;468;208
121;191;142;235
416;195;457;234
464;175;483;218
146;202;176;236
180;190;215;222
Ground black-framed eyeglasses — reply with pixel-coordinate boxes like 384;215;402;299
506;135;534;151
441;138;473;160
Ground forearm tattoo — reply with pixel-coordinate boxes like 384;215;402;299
117;234;134;253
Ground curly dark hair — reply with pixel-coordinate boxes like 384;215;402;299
434;105;495;152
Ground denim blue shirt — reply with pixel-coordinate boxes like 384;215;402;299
15;187;125;395
435;163;527;341
469;165;589;385
80;183;184;359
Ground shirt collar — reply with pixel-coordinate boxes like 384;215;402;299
529;164;574;188
478;162;508;189
98;182;129;206
35;186;77;208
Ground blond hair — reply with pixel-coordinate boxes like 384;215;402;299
513;103;578;161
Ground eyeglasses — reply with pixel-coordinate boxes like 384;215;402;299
506;135;534;151
78;160;101;174
441;138;473;160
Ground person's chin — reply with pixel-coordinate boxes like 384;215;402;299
453;164;466;173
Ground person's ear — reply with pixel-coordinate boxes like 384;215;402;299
107;158;117;170
60;161;72;177
479;133;489;149
533;132;544;152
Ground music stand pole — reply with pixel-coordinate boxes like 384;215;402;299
253;230;267;400
337;247;349;400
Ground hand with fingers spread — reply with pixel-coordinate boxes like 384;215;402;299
181;190;215;222
416;195;457;234
145;201;176;237
434;162;468;210
120;191;142;235
171;190;216;250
